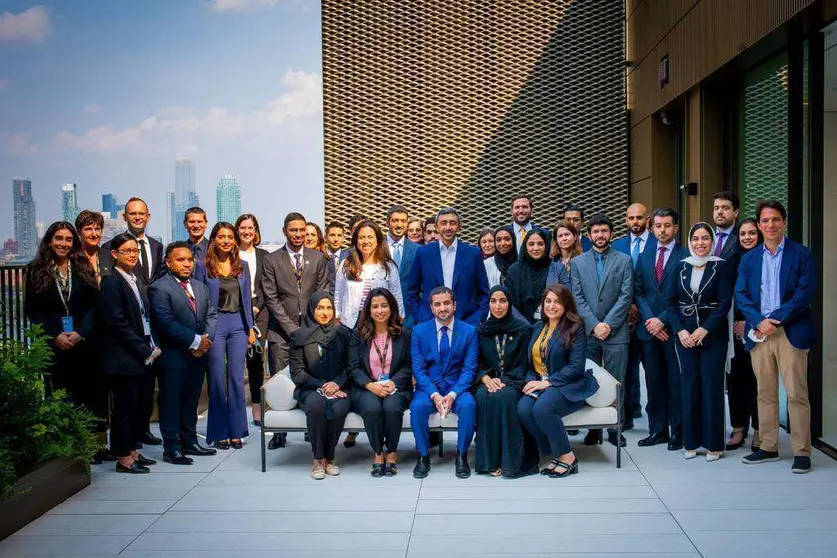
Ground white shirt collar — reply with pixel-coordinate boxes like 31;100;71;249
658;240;674;252
115;266;137;284
435;318;455;333
439;238;458;252
630;230;649;243
513;222;531;234
286;244;304;257
388;235;404;247
716;224;735;236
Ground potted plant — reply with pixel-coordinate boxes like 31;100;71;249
0;326;99;540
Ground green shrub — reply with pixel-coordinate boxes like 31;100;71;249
0;326;99;500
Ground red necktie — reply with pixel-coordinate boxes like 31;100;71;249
179;280;197;313
655;246;666;283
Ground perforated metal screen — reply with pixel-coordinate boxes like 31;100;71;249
322;0;628;239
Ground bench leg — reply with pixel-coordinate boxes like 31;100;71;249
616;383;623;469
260;396;267;472
438;431;444;458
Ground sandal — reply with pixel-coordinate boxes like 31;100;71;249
371;463;385;478
384;462;398;477
547;458;578;478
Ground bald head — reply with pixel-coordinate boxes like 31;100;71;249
626;203;648;235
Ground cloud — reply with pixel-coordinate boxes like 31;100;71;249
0;79;9;91
0;6;51;44
83;103;101;114
3;133;39;155
51;70;322;154
208;0;310;12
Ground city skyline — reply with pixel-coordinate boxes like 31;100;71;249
1;1;324;245
215;173;241;225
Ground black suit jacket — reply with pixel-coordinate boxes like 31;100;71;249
667;260;734;347
249;247;270;335
24;267;98;341
99;235;164;293
348;329;414;395
97;273;154;376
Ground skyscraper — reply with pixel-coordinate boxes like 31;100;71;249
166;191;176;244
61;183;79;223
173;158;199;241
216;174;241;224
12;178;37;259
102;192;118;218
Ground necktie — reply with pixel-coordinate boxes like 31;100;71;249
595;253;604;284
517;228;526;251
178;280;197;313
631;237;641;268
655;246;666;283
439;325;450;368
714;232;726;257
138;239;149;279
392;242;402;267
293;253;303;292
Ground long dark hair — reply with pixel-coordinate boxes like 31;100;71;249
305;222;331;260
738;217;763;248
26;221;98;293
541;283;583;348
356;287;403;343
205;222;243;279
343;220;396;281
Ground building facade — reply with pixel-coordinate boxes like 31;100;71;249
12;178;37;259
215;174;241;225
101;192;118;218
61;183;78;223
173;158;200;241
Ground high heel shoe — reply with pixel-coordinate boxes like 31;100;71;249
583;430;603;446
547;458;578;478
230;439;243;450
215;440;230;450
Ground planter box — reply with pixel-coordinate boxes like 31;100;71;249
0;457;90;541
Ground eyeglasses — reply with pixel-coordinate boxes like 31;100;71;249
117;249;140;255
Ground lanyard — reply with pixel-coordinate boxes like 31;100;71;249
372;335;391;376
494;334;506;376
54;262;72;316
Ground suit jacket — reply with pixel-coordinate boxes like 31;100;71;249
148;273;217;371
97;272;154;375
99;235;164;293
349;329;413;395
570;247;633;344
23;266;98;341
580;235;593;253
667;260;733;347
612;232;658;264
289;324;353;401
633;242;688;341
734;238;816;351
411;318;479;398
249;247;270;335
407;240;490;326
193;261;255;330
261;245;329;341
526;323;598;402
394;238;418;305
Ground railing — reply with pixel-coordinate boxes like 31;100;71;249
0;264;27;342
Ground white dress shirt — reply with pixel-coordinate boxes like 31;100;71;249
439;239;458;288
286;245;305;267
334;260;404;328
133;233;154;281
239;248;257;297
483;257;501;287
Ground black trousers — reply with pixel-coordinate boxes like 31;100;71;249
353;389;410;454
110;374;144;457
641;337;683;439
299;391;350;460
625;330;643;418
47;342;109;434
158;361;205;452
728;341;758;433
247;343;266;404
135;360;160;438
676;342;727;453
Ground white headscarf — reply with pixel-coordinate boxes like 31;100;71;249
682;222;724;267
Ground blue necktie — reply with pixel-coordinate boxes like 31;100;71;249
392;242;402;267
439;325;450;368
631;237;641;268
595;253;604;284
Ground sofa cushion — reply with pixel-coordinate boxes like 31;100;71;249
564;405;618;427
263;372;297;411
584;359;618;408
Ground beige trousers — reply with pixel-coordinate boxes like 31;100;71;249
750;327;811;456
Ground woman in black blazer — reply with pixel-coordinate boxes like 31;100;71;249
349;287;413;477
24;222;99;402
667;223;733;462
97;233;161;474
290;291;353;480
236;214;270;425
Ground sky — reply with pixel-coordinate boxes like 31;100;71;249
0;0;324;243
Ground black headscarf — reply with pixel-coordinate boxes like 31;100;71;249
507;229;551;321
493;226;518;277
479;285;530;337
291;291;337;348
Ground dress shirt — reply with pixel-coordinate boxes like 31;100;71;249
239;248;257;297
433;318;457;399
631;229;650;255
116;267;153;340
439;239;458;288
175;276;202;350
187;237;208;261
133;233;153;281
689;267;705;294
388;235;405;267
656;240;676;270
513;222;533;253
715;224;735;255
760;237;785;317
286;245;305;267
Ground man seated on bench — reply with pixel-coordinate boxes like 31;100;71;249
410;287;479;479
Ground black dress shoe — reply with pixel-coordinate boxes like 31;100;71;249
135;453;157;466
268;433;286;450
384;462;398;477
181;443;217;456
215;440;230;450
140;432;163;445
632;409;643;419
230;439;243;450
371;463;385;478
622;421;635;432
667;437;684;451
455;451;471;479
637;433;669;447
583;430;603;445
93;448;118;464
163;450;193;465
566;429;580;436
116;461;150;474
413;455;431;478
608;432;627;447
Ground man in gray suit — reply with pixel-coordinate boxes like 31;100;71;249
261;212;329;449
570;214;633;447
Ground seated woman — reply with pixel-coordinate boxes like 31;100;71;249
290;292;353;480
506;229;567;322
474;285;538;477
349;287;413;477
517;284;598;478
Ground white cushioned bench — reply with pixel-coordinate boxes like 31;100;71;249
260;359;622;471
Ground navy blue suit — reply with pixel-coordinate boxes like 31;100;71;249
193;262;254;444
667;260;733;452
393;238;418;327
634;242;687;439
407;240;490;326
148;272;218;452
410;318;479;455
580;235;593;253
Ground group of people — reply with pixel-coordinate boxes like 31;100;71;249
23;191;816;478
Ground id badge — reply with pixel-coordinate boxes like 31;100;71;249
142;316;152;337
61;316;74;333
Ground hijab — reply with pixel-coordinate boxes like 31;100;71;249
478;285;530;337
291;291;338;348
493;226;518;277
509;229;551;316
682;222;724;267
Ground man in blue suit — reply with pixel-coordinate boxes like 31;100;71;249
612;202;657;427
410;287;479;479
506;195;548;254
634;208;687;451
407;207;490;326
385;205;418;324
564;203;593;252
736;201;815;474
148;241;218;465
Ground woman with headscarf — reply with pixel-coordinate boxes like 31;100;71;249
505;229;567;322
290;292;353;479
484;227;517;287
666;223;733;462
474;285;538;477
